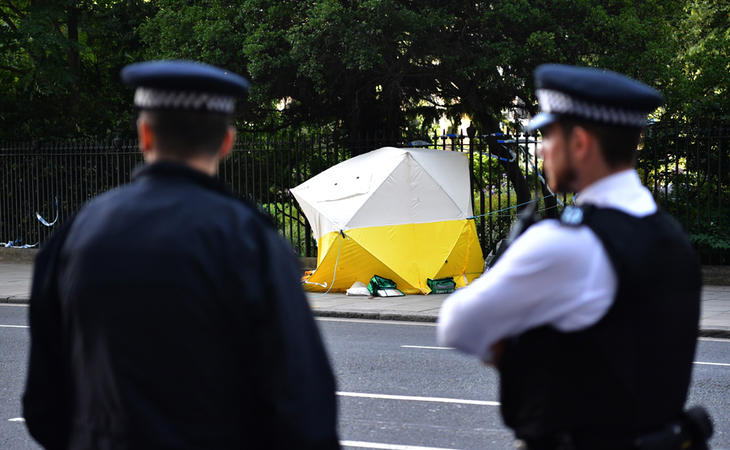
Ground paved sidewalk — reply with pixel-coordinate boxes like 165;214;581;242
2;261;730;337
0;262;33;302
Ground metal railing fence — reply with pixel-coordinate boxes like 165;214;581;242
2;125;728;262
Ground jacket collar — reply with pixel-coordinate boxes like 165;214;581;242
575;169;657;217
131;161;275;228
132;161;234;197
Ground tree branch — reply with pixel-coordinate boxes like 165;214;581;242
0;8;18;32
271;201;307;227
49;18;65;38
417;96;446;108
2;0;24;18
0;64;26;75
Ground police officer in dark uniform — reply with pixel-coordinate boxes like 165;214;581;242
438;65;711;449
23;61;340;449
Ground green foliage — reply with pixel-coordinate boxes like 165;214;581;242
666;0;730;122
2;0;723;141
650;165;730;263
691;227;730;265
639;124;730;263
0;1;156;138
692;233;730;251
1;0;728;261
138;1;245;73
262;201;313;256
137;0;689;139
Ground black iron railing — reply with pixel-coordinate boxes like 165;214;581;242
2;125;728;262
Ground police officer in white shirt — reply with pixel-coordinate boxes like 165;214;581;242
437;65;709;449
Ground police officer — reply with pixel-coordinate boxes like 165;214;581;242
438;65;706;449
23;61;340;449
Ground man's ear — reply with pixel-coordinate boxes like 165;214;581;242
218;126;236;159
568;126;593;162
137;115;155;155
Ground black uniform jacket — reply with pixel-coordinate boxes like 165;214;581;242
23;162;340;450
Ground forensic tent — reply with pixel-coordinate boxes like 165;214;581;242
290;147;484;294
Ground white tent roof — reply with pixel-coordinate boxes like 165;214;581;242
290;147;473;240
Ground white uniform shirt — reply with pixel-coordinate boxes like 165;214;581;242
437;169;657;362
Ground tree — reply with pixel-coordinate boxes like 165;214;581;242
666;0;729;122
2;0;726;255
0;0;155;139
137;0;687;213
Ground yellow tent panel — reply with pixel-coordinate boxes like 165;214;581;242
303;219;483;294
292;147;485;295
434;220;484;289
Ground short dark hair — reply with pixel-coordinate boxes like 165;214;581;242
560;118;643;167
142;110;230;158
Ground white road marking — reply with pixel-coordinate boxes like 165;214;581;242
0;304;28;307
341;440;456;450
8;417;25;422
699;337;730;342
337;391;499;406
5;317;725;367
401;345;452;350
316;320;730;337
317;317;436;326
399;343;730;366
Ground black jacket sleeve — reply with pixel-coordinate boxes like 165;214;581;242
239;219;340;449
22;218;75;450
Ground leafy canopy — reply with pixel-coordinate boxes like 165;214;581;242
0;0;724;138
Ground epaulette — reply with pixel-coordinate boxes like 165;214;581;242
560;205;588;226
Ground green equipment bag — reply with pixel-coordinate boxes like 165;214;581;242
367;275;404;297
427;277;456;294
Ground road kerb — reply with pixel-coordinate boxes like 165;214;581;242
3;296;729;338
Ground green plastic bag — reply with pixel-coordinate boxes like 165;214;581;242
367;275;404;297
427;277;456;294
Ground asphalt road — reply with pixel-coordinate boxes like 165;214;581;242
1;304;729;449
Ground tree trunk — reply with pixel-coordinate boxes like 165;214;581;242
346;80;402;156
485;135;531;209
67;5;80;102
541;181;560;219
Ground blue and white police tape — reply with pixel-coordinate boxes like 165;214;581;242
467;195;557;220
36;196;59;227
1;240;38;248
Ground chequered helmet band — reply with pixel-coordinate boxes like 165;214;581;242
536;89;649;127
134;87;236;114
